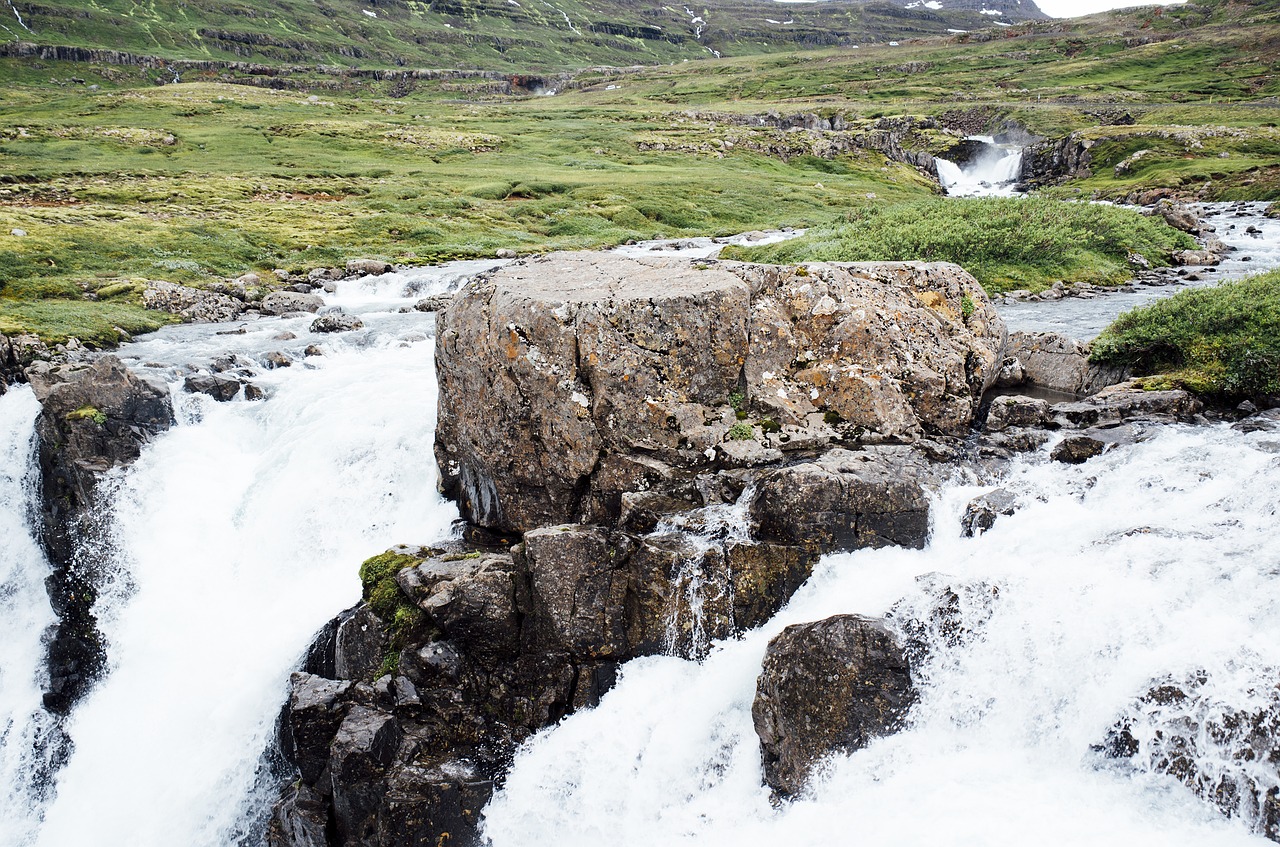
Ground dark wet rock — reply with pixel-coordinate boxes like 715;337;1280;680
521;525;630;659
260;291;325;316
1049;380;1203;429
753;614;914;797
334;605;390;682
1103;669;1280;842
266;782;330;847
310;313;364;334
1051;434;1106;464
26;355;173;713
750;447;942;553
243;383;267;401
142;280;246;323
961;488;1018;536
397;552;520;661
1235;409;1280;433
284;672;353;784
183;373;242;402
329;706;404;843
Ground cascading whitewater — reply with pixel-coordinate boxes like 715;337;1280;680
936;136;1024;197
1;270;472;847
0;386;59;847
482;424;1280;846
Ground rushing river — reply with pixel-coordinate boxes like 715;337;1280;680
0;216;1276;845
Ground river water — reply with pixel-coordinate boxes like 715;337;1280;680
0;213;1276;845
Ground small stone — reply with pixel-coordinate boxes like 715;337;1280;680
311;313;364;334
1051;435;1106;464
10;228;26;237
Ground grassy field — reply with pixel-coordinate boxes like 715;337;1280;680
0;0;1277;344
724;197;1194;293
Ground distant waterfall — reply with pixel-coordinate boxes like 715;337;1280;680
936;135;1024;197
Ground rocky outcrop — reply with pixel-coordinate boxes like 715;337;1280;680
143;280;246;323
1103;669;1280;842
1020;133;1092;187
272;530;818;846
752;614;915;796
1000;331;1128;398
27;356;173;712
435;253;1005;535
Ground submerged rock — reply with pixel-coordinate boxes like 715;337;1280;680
752;614;915;797
1103;669;1280;841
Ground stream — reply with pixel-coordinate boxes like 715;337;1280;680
0;209;1276;845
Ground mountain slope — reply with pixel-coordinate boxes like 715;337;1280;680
3;0;1045;70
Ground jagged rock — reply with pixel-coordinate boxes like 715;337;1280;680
435;253;1004;533
284;672;353;784
521;525;630;659
266;782;330;847
183;373;242;401
753;614;915;796
396;552;520;660
1005;332;1128;397
1050;379;1203;428
961;488;1018;536
0;333;50;394
346;259;393;277
310;313;364;333
1051;434;1106;464
26;355;173;713
334;605;390;682
1103;669;1280;841
142;280;246;323
329;706;404;843
260;291;325;316
376;763;493;847
985;394;1052;431
750;446;942;553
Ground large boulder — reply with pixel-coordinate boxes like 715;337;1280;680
435;253;1005;533
752;614;915;796
750;446;942;552
1003;331;1128;398
261;291;325;316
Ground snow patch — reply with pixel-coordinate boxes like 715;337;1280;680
981;8;1003;14
361;8;377;17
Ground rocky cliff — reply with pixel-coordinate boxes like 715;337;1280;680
270;253;1008;846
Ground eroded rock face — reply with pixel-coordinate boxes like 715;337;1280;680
752;614;915;797
26;355;173;713
435;253;1005;534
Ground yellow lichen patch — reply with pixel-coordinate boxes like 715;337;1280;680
914;290;958;323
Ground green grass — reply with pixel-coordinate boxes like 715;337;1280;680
1090;270;1280;401
723;197;1195;293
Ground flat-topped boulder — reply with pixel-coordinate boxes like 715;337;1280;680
435;252;1005;533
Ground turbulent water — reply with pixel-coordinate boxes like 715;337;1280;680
1;218;1279;845
936;136;1024;198
1;270;473;846
484;425;1280;846
0;386;58;847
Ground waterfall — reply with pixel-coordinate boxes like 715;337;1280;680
482;424;1280;846
936;136;1024;197
0;386;58;847
0;268;476;847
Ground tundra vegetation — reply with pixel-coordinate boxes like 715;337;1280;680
0;0;1276;345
